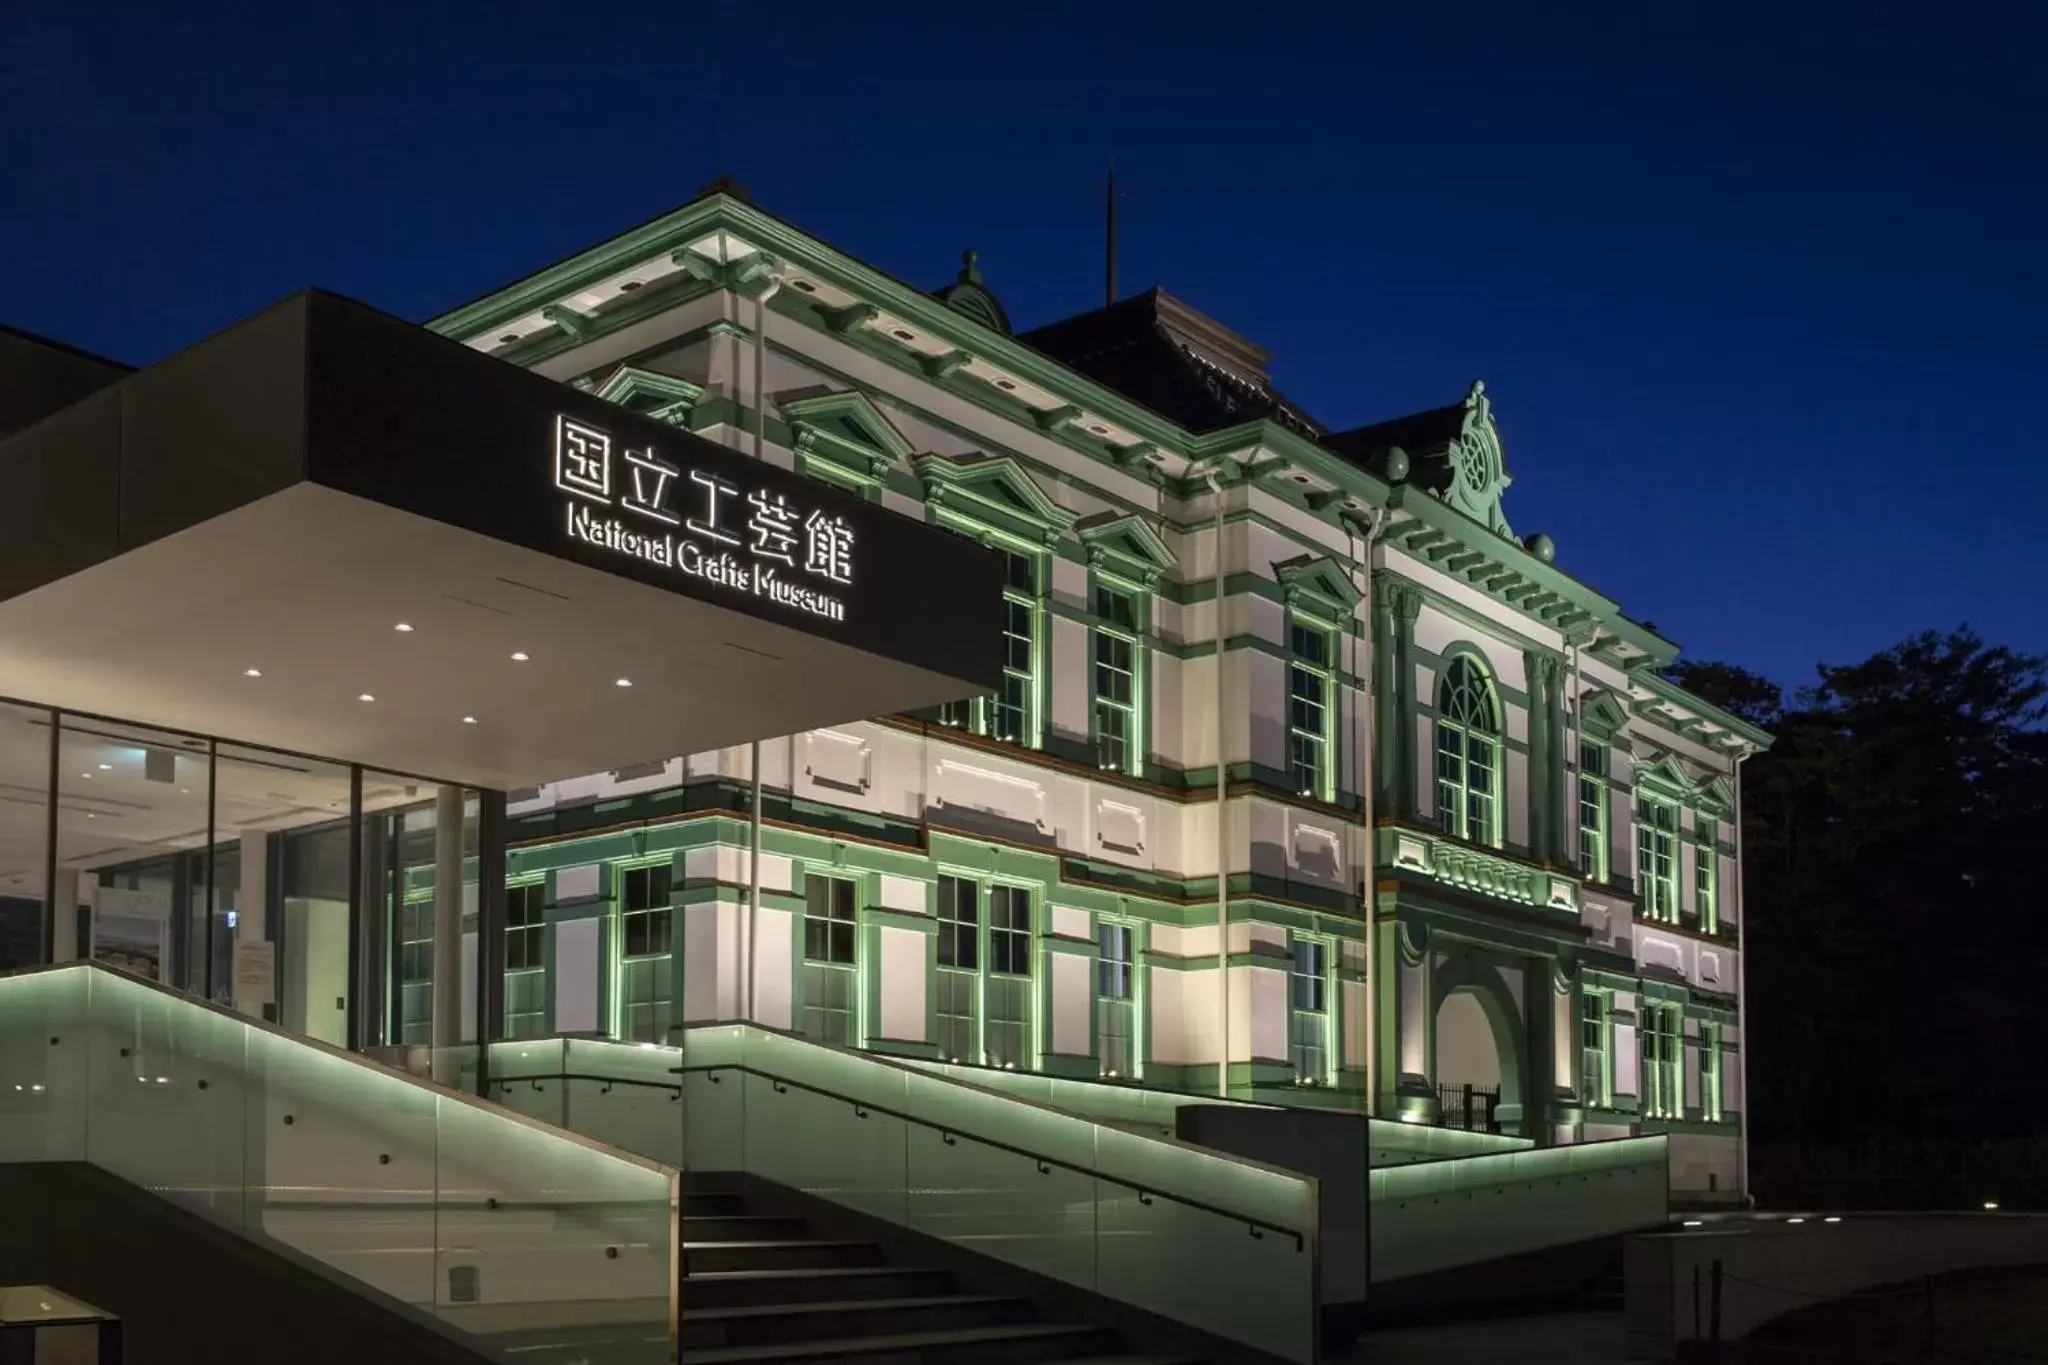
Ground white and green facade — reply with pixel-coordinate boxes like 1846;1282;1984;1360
429;189;1770;1202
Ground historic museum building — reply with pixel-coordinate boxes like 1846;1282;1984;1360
410;187;1770;1200
6;187;1768;1204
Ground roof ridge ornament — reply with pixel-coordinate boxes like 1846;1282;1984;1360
1444;377;1515;540
935;247;1012;336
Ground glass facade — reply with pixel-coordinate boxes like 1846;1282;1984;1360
1;699;489;1072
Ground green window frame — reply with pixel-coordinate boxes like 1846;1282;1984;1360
1640;1001;1681;1120
1435;656;1502;845
1096;918;1140;1079
614;861;674;1044
1700;1020;1724;1122
1286;613;1336;801
1288;935;1334;1086
936;543;1044;749
935;875;979;1064
1091;579;1145;776
1638;798;1679;922
1577;741;1610;882
934;873;1038;1070
802;873;859;1047
503;879;548;1040
1579;988;1613;1108
1695;818;1719;934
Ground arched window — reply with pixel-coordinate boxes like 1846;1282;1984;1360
1435;656;1501;845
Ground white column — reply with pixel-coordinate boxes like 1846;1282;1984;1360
431;787;466;1068
236;831;271;1017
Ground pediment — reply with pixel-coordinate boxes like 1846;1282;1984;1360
593;366;703;426
1077;512;1176;585
780;389;914;464
1274;554;1360;616
915;453;1078;541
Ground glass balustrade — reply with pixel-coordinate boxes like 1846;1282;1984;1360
1369;1134;1670;1282
0;963;676;1364
484;1024;1322;1364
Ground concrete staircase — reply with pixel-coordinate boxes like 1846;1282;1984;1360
678;1187;1199;1364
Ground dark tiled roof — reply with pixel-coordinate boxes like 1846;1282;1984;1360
1323;403;1466;462
1018;289;1322;439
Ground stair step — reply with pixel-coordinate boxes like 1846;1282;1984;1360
681;1294;1034;1350
685;1266;955;1309
684;1239;884;1273
683;1213;814;1241
678;1321;1119;1364
682;1191;752;1217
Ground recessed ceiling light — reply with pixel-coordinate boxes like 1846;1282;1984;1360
244;668;262;678
79;772;90;780
394;622;414;633
462;716;477;725
97;763;111;770
615;678;633;688
510;652;530;662
358;693;376;703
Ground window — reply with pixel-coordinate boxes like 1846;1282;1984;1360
934;543;1041;746
1289;937;1332;1085
1435;657;1501;845
1700;1021;1724;1122
985;885;1034;1069
802;874;858;1046
804;875;857;965
1097;921;1137;1078
504;881;547;1040
1640;1002;1681;1120
935;875;1035;1069
991;550;1040;744
1093;583;1141;774
619;864;673;957
1580;989;1612;1108
1638;799;1679;922
935;875;979;1063
1287;615;1334;799
1695;818;1719;934
1577;742;1610;882
616;862;674;1044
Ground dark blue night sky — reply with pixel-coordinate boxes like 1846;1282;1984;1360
6;2;2042;690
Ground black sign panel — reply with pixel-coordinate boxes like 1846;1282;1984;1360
301;293;1003;690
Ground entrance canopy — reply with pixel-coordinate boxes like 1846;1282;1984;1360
0;293;1003;791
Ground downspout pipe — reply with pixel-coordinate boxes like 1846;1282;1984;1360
1342;507;1387;1116
746;273;785;1021
1732;744;1753;1206
1204;465;1229;1098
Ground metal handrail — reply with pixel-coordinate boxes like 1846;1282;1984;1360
492;1057;1309;1249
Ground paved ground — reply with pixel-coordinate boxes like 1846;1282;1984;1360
1328;1310;1627;1364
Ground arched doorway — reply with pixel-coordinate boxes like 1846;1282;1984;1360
1432;955;1527;1135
